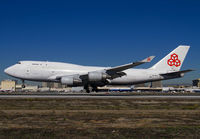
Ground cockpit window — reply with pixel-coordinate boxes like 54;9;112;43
17;62;21;64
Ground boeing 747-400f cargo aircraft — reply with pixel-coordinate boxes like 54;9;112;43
4;45;192;93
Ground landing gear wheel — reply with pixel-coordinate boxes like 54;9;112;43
92;86;98;92
84;85;93;93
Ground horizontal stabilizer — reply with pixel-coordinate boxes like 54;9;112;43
160;69;193;76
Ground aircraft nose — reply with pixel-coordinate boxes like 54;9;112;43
4;67;13;75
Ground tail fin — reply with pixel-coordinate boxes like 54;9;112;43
150;45;190;72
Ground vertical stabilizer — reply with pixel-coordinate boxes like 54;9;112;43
150;45;190;72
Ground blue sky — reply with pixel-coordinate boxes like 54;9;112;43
0;0;199;85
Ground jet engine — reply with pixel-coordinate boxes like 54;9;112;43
88;72;110;82
61;76;82;86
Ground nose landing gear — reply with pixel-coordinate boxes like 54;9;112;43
21;80;26;88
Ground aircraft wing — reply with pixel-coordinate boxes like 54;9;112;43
79;56;155;80
56;56;155;81
105;56;155;75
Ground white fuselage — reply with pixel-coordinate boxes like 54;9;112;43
4;61;168;85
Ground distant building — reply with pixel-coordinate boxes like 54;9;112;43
1;80;16;91
22;85;39;92
42;82;48;88
150;81;162;88
42;82;64;88
193;78;200;88
42;82;52;88
53;83;62;88
62;84;67;88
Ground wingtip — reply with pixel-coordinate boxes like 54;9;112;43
142;56;155;62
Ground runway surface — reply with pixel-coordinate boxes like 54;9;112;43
0;95;200;99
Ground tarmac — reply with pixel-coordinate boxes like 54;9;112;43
1;94;200;99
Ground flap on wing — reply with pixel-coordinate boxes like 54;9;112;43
160;69;193;76
106;56;155;75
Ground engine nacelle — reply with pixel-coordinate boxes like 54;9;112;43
61;76;82;86
88;72;109;82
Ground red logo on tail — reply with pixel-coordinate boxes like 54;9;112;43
167;53;181;67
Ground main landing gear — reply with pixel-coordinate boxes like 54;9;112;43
84;85;98;93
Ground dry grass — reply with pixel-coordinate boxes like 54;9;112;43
0;98;200;138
